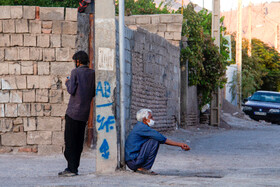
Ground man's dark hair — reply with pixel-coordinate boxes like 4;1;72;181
72;51;89;65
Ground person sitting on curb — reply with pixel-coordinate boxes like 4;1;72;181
125;108;190;175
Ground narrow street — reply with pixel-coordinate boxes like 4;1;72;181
1;114;280;186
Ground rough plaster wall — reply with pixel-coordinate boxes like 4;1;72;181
0;6;77;154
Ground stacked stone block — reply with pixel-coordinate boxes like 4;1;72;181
130;28;181;131
0;6;77;154
116;22;180;132
124;14;183;47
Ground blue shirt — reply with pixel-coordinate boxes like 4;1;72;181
65;65;95;122
125;122;167;161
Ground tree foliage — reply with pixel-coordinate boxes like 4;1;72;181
115;0;171;16
0;0;78;7
231;35;280;99
180;4;229;108
252;39;280;92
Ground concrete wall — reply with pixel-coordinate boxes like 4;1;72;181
0;6;77;154
225;64;238;106
180;63;199;126
180;38;199;127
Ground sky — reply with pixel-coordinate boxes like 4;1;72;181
189;0;280;11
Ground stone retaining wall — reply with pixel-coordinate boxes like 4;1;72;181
0;6;77;154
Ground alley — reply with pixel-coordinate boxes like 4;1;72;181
1;114;280;186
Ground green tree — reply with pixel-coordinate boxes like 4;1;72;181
252;39;280;91
231;35;280;99
180;4;229;108
115;0;171;16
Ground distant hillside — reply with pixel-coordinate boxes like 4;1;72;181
154;0;203;12
221;2;280;50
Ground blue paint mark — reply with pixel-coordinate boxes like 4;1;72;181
99;139;109;159
96;81;104;97
104;81;111;98
97;115;115;133
96;102;113;108
96;81;111;98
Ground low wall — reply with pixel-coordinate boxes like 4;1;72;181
125;14;183;47
0;6;77;154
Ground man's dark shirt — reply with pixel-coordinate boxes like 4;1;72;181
65;65;95;122
125;122;167;162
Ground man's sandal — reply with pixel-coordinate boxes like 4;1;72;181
136;169;158;175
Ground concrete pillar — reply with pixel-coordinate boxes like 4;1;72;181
210;0;221;126
95;0;118;173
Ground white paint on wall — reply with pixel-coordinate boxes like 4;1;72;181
98;48;115;71
225;64;238;106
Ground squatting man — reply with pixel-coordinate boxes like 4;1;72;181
125;109;190;175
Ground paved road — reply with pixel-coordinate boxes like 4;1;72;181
1;114;280;186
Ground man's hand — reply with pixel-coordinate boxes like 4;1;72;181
66;77;70;82
180;143;190;151
165;139;190;151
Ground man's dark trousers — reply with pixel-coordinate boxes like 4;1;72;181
64;115;86;174
126;139;159;171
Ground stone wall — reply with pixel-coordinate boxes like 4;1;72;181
0;8;182;153
0;6;77;154
123;14;182;131
124;14;183;47
129;27;181;131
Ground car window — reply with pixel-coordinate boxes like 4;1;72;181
251;92;280;103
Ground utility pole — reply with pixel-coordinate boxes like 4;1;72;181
95;0;118;173
275;24;279;50
119;0;126;169
181;0;184;15
248;1;252;56
210;0;220;126
236;0;242;109
203;0;204;9
87;1;95;148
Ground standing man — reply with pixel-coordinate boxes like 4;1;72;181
58;51;95;177
125;109;190;175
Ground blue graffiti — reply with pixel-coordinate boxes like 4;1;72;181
97;115;115;132
96;102;113;108
99;139;109;159
96;81;111;98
